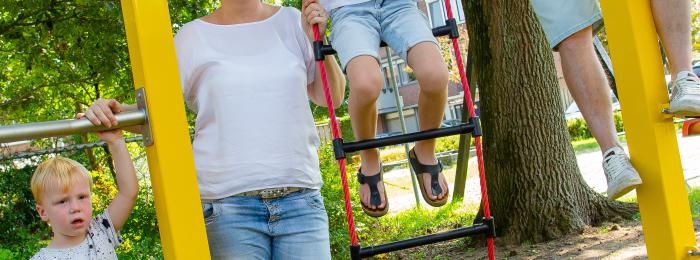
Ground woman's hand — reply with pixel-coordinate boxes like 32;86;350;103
301;0;328;41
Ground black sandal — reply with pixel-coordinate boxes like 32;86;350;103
409;148;448;207
357;167;388;218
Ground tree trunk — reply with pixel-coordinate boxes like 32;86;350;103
463;0;637;244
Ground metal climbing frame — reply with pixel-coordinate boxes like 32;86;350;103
312;0;496;258
0;1;211;258
599;0;698;258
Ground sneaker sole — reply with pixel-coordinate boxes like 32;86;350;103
609;178;643;200
669;100;700;117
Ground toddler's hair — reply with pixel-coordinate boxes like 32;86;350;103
31;156;92;204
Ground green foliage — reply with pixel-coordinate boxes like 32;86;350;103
567;111;624;141
317;143;367;258
0;164;49;259
0;0;216;129
116;187;162;259
435;135;460;153
688;187;700;219
339;116;355;142
567;117;593;141
378;135;461;164
318;144;476;259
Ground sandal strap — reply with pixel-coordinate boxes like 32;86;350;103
410;149;444;197
428;165;443;197
357;169;383;208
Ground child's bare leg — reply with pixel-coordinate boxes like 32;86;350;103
347;55;386;210
407;41;450;200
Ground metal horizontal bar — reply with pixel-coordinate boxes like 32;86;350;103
342;122;476;153
359;224;490;258
0;110;146;143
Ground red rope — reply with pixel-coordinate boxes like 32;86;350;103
313;25;359;246
443;0;495;259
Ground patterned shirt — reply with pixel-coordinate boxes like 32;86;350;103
31;210;122;260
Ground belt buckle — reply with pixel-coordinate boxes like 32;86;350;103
260;188;286;199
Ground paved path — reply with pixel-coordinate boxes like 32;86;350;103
383;134;700;213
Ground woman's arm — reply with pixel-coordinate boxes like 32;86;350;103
308;54;346;108
302;0;346;108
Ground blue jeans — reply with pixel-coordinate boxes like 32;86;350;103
202;189;331;260
329;0;437;69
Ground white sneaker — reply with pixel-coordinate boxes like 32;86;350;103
602;147;642;199
669;71;700;117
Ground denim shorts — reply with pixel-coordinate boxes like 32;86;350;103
531;0;602;49
201;189;331;259
329;0;437;70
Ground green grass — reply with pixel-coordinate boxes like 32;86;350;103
614;187;700;222
688;187;700;218
332;202;477;259
571;138;600;153
571;134;627;154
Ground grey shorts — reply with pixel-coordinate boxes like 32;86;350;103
329;0;438;70
531;0;603;49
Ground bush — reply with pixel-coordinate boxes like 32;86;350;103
567;117;593;141
339;116;355;142
435;135;460;153
567;111;625;141
0;164;49;259
318;143;368;259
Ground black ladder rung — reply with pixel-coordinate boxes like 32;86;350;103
341;117;480;154
357;223;490;258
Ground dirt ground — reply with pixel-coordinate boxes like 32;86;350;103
377;135;700;259
385;219;700;259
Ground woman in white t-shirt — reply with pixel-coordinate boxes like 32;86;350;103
85;0;345;258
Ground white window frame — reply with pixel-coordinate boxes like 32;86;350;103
425;0;466;28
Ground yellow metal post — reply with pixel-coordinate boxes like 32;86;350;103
600;0;697;258
120;0;210;258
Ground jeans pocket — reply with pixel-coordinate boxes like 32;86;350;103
202;202;220;224
304;192;327;212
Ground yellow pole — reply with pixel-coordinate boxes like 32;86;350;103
120;0;210;258
599;0;697;258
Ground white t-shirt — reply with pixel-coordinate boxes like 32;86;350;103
319;0;370;11
174;7;323;200
31;210;122;260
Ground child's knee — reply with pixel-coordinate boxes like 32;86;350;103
349;72;383;101
417;65;449;94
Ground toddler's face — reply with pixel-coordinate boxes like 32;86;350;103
37;177;93;240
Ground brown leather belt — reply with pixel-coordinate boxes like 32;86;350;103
234;187;303;199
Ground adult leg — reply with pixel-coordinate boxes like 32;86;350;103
204;197;272;259
271;190;331;260
558;26;620;152
558;26;642;199
652;0;700;116
651;0;692;77
346;56;386;210
406;42;450;200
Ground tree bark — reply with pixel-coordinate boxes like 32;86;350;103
463;0;637;244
